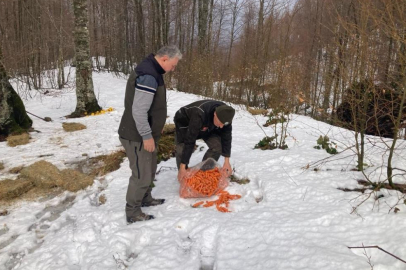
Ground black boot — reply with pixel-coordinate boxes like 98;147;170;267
126;212;155;224
141;198;165;207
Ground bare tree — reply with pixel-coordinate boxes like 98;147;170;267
0;0;404;137
377;0;406;188
70;0;101;117
198;0;209;54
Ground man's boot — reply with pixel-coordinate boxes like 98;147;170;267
141;198;165;207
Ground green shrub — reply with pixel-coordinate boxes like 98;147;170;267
314;135;337;154
263;112;287;127
255;135;288;150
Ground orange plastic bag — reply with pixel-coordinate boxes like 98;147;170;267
179;158;229;198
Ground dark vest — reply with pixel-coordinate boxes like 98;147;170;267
118;54;167;142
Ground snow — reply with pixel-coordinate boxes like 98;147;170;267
1;71;406;270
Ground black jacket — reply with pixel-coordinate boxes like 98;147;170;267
174;100;232;165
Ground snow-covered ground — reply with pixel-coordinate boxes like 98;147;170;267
1;71;406;270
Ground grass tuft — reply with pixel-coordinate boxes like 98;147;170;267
62;122;87;132
9;165;24;174
0;160;95;203
157;124;176;164
248;107;268;116
89;151;126;176
230;175;251;185
60;169;94;192
7;133;30;147
0;179;35;200
98;194;107;205
0;149;128;205
20;160;62;189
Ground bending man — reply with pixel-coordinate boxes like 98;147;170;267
174;100;235;181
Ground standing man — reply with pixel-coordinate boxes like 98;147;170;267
174;100;235;181
119;45;182;224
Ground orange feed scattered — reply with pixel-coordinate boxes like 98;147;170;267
192;201;204;208
193;190;242;212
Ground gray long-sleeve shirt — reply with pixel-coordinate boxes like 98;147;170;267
132;75;158;140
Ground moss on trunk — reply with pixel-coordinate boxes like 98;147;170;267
0;57;32;138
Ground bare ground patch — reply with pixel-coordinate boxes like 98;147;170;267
0;179;34;201
158;124;176;163
0;161;92;205
230;174;251;185
0;150;126;206
9;165;24;174
6;133;30;147
72;150;126;176
62;122;86;132
0;124;175;207
248;107;268;116
98;194;107;205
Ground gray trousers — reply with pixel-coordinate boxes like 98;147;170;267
120;138;156;218
175;134;222;169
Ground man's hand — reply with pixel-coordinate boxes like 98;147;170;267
178;164;187;181
222;157;232;177
143;138;155;152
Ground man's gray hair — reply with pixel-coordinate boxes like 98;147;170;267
156;45;182;60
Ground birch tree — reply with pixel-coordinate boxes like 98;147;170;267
70;0;101;117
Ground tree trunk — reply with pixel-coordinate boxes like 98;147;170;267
71;0;101;117
322;47;334;113
0;42;32;139
207;0;214;50
197;0;209;54
387;28;406;188
162;0;169;45
134;0;145;63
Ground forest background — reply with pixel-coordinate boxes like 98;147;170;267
1;2;406;267
0;0;405;133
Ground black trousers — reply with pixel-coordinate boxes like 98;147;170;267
119;138;156;218
175;132;222;169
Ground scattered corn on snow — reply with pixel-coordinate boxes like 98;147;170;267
1;69;406;269
85;107;114;116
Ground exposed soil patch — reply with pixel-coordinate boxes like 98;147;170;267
158;124;176;164
0;124;175;207
248;107;268;116
230;175;251;185
62;122;86;132
6;133;30;147
8;166;24;174
72;150;126;176
0;161;93;204
0;150;127;206
0;179;34;200
98;194;107;205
